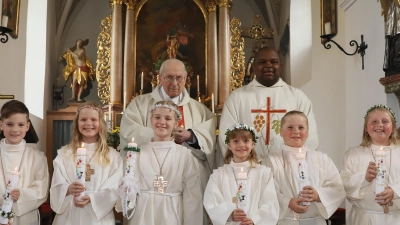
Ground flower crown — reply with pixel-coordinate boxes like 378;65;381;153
365;104;396;124
77;104;103;114
150;103;182;121
225;123;258;144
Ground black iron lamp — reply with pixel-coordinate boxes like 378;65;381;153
0;26;12;44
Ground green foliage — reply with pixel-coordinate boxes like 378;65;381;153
271;120;281;134
107;128;120;151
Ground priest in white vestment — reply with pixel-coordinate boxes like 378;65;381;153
218;47;318;165
0;139;49;225
50;143;123;225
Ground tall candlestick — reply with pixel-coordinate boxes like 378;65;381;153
236;167;248;214
108;104;111;122
296;148;310;206
125;137;138;178
123;91;127;112
0;168;19;224
141;72;144;90
324;22;331;35
375;147;386;201
211;93;215;113
197;75;200;93
76;145;86;201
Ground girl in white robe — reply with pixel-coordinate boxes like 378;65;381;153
340;105;400;224
0;100;49;225
50;102;123;225
266;111;345;225
204;123;279;225
118;100;203;225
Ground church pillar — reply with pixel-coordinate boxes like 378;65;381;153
110;0;123;105
206;0;218;106
217;0;231;106
123;0;135;108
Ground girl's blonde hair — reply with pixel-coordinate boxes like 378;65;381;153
69;101;110;165
224;129;259;167
361;107;400;147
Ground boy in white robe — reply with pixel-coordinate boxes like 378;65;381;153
204;123;279;225
50;102;123;225
340;105;400;224
266;111;345;225
0;100;49;225
117;100;202;225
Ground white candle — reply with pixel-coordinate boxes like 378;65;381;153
197;75;200;93
76;145;86;201
108;104;112;122
141;72;144;90
0;168;20;224
236;167;248;213
123;91;127;112
211;93;215;113
324;22;331;35
375;147;386;200
296;148;310;206
2;16;8;27
125;137;138;178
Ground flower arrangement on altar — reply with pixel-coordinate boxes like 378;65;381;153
107;128;120;151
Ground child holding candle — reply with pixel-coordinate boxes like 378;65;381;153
50;101;123;225
0;100;49;225
204;123;279;225
266;111;345;224
340;105;400;224
118;100;203;225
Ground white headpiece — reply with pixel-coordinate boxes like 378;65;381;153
150;103;182;121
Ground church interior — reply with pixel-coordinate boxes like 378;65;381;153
0;0;397;224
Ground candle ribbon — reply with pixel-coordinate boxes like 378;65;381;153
118;176;140;219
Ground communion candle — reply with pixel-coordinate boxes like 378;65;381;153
375;147;386;201
324;22;331;35
125;137;138;178
236;167;248;214
211;93;215;113
296;148;310;206
197;75;200;93
141;72;144;90
76;145;87;201
0;168;20;224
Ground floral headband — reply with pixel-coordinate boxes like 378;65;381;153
150;103;182;121
77;104;103;114
364;104;396;124
225;123;258;144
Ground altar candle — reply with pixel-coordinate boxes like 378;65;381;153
76;144;86;201
141;72;144;90
0;167;20;224
324;22;331;35
123;91;127;112
375;147;386;200
108;104;111;122
236;167;248;213
211;93;215;113
296;148;310;206
125;137;138;178
197;75;200;93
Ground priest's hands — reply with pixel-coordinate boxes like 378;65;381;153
289;198;309;213
74;195;91;208
365;161;377;182
300;186;321;202
10;189;20;202
67;182;85;196
172;127;192;143
232;209;247;222
239;218;254;225
376;187;394;205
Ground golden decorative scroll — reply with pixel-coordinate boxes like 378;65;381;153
96;15;112;104
206;0;217;12
124;0;136;10
230;17;245;91
217;0;231;8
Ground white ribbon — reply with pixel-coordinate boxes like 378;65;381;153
118;176;140;219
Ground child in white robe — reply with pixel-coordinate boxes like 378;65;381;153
50;101;123;225
0;100;49;225
204;123;279;225
340;105;400;224
119;100;203;225
266;110;345;225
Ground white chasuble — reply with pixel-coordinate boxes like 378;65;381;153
203;161;279;225
218;78;318;166
0;139;49;225
120;141;203;225
266;146;345;225
340;144;400;225
50;144;123;225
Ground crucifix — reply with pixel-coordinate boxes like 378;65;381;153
85;164;95;181
241;15;274;52
251;97;287;145
154;176;168;194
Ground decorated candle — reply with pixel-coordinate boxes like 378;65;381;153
211;93;215;113
296;148;310;206
375;147;386;200
125;137;138;178
0;167;20;224
76;145;86;201
236;167;248;213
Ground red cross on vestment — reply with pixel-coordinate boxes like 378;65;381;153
251;97;287;145
178;106;185;128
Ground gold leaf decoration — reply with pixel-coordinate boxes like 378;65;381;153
96;15;112;104
230;17;245;91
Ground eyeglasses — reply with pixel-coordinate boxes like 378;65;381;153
162;75;186;83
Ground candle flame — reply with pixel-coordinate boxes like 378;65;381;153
299;148;302;153
132;137;135;142
240;167;243;173
380;147;383;151
14;167;18;171
81;143;84;148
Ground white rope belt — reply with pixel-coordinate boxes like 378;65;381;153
353;205;400;214
285;215;323;221
140;190;182;197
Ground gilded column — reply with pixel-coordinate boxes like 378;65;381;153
217;0;231;106
206;0;218;106
110;0;123;104
123;0;135;108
